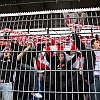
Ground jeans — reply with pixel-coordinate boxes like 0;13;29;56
18;63;38;91
0;82;13;100
90;78;100;100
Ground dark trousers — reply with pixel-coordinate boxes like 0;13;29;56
14;63;39;100
18;63;38;91
90;78;100;100
73;71;88;100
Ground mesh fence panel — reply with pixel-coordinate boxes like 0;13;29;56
0;7;100;100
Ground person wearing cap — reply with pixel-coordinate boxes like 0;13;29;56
70;27;100;100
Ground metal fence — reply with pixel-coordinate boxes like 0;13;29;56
0;7;100;100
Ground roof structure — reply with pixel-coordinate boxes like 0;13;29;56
0;0;99;13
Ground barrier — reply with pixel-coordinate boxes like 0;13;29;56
0;7;100;100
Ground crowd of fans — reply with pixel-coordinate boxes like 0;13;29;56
0;27;100;100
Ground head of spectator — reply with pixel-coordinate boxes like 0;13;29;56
91;38;100;50
46;42;51;46
4;47;13;59
37;43;45;51
95;34;100;41
58;52;66;63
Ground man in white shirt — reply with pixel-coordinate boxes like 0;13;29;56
70;27;100;100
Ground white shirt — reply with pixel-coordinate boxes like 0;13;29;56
94;51;100;76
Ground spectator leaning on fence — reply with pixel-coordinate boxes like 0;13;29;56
70;27;100;100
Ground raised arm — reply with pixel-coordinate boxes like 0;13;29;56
67;52;80;69
70;27;86;57
17;45;31;61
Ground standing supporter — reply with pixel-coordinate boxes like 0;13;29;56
0;46;18;100
70;52;86;100
44;51;80;100
14;42;44;99
0;41;27;100
70;27;100;100
67;43;86;100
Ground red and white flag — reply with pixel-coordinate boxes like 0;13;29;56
34;52;50;70
63;12;88;32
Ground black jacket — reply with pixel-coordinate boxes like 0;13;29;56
44;52;80;91
72;34;96;83
0;53;18;82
